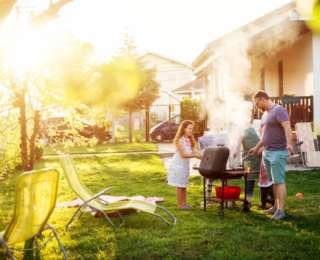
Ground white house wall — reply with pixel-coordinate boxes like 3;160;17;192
312;33;320;134
264;32;313;96
141;54;193;105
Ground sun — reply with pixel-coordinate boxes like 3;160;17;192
2;27;48;80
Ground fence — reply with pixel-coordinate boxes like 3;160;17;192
253;96;313;128
150;104;180;127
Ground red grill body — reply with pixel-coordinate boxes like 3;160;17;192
215;186;241;200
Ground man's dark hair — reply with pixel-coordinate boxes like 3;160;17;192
254;90;269;100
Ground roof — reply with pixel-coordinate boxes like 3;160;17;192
172;77;206;93
141;52;191;69
192;2;297;69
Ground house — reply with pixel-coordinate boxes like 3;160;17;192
141;52;193;124
172;77;206;100
192;2;320;133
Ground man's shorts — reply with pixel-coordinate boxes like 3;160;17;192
263;150;289;184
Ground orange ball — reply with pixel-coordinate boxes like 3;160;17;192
296;192;303;200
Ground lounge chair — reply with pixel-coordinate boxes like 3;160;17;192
295;122;320;168
59;154;176;229
0;169;67;260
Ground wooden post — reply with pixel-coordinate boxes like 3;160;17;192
278;61;284;96
260;68;265;90
145;107;150;142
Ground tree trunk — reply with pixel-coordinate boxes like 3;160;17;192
145;107;150;142
128;110;133;143
18;92;29;171
29;110;40;169
111;117;116;143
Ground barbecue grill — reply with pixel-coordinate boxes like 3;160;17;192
194;147;253;217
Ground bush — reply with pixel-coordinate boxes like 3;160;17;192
180;97;207;138
181;98;200;121
0;112;21;177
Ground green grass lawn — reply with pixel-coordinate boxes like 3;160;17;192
0;154;320;259
43;142;157;155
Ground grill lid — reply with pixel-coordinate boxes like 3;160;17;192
198;147;230;178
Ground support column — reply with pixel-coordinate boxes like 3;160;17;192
313;33;320;134
214;67;221;99
260;68;265;91
278;60;284;96
210;72;216;100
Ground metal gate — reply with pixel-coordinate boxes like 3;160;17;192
150;104;180;127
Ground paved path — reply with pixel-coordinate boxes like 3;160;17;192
43;150;172;160
156;143;175;154
44;142;311;173
286;164;313;172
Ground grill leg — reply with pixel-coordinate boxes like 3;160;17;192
203;177;206;211
220;178;224;218
243;174;250;212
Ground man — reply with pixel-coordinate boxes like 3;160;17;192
249;91;293;220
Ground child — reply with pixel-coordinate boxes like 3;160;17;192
241;125;262;205
253;111;274;209
258;161;274;209
167;120;201;209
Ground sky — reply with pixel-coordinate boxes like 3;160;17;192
20;0;293;64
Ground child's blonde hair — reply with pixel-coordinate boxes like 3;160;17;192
173;120;196;148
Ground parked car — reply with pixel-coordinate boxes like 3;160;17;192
150;116;179;142
78;120;112;144
149;115;206;142
41;117;112;144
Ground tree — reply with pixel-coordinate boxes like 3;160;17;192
120;67;159;142
133;68;159;142
117;34;159;142
180;97;207;138
0;28;94;170
0;9;158;172
0;0;81;171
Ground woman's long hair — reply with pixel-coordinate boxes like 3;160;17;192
173;120;196;148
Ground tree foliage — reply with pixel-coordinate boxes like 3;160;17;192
0;12;160;171
114;34;159;142
180;97;207;138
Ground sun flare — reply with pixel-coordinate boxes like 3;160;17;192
2;27;48;79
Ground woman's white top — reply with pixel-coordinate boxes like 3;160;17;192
167;136;192;188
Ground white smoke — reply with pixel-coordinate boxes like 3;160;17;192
204;15;304;167
204;31;252;167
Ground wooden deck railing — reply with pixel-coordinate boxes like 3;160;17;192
253;96;313;128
